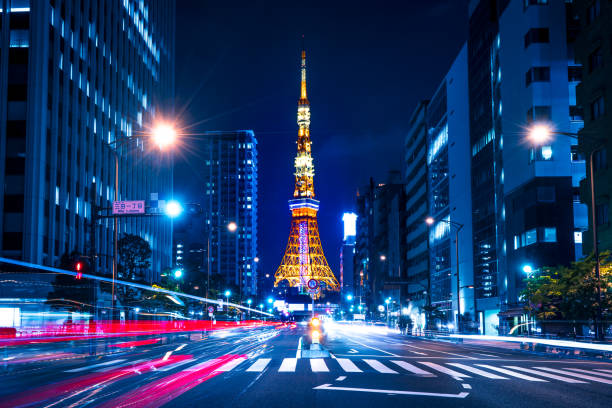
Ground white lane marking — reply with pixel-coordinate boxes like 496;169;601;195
534;367;612;385
419;362;471;379
96;359;148;372
405;345;474;359
311;358;330;372
462;383;472;389
447;363;507;379
158;358;196;371
363;359;398;374
279;358;298;372
175;344;187;351
348;349;359;354
564;368;612;379
409;351;428;356
330;353;336;359
296;337;302;358
162;351;173;361
476;353;499;358
391;360;436;377
336;376;347;381
246;358;271;372
503;366;587;383
313;383;469;398
476;365;547;382
216;357;247;372
64;359;126;373
336;358;362;373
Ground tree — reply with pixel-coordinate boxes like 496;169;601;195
117;234;152;281
521;253;612;333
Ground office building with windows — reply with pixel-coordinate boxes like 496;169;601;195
0;0;176;281
198;131;258;298
425;44;475;331
574;0;612;254
467;0;585;333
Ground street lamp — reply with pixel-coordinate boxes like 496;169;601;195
522;264;534;275
379;254;387;261
173;269;183;279
227;222;238;232
385;298;391;327
152;123;177;150
346;294;353;301
527;124;604;339
102;123;177;317
165;200;183;218
425;216;465;332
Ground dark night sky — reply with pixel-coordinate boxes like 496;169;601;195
173;1;468;283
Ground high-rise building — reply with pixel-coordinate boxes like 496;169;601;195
340;212;357;294
0;0;175;281
425;44;474;331
466;0;585;333
193;130;259;298
573;0;612;255
403;101;430;324
353;179;374;308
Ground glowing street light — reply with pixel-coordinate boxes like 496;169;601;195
346;294;353;301
528;124;553;145
425;216;435;225
152;123;176;150
165;200;183;218
267;297;274;304
379;255;387;261
522;264;534;274
173;269;183;279
227;222;238;232
254;257;260;263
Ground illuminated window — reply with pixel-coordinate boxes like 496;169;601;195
543;227;557;242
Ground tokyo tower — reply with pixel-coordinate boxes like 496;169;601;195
274;48;339;293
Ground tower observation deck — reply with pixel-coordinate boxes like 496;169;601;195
274;48;339;293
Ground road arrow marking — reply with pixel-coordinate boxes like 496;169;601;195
313;384;469;399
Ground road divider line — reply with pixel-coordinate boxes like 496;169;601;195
418;362;471;379
462;383;472;389
502;366;586;383
336;358;362;373
391;360;436;377
311;358;330;372
475;365;547;382
447;363;507;379
336;376;347;381
64;359;126;373
175;344;188;351
162;351;173;361
533;367;612;385
246;358;271;372
363;359;398;374
279;358;297;372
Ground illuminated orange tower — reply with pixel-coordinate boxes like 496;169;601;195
274;48;339;293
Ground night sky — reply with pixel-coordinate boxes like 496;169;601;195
173;1;468;282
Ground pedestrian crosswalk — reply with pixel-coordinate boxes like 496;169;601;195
65;356;612;386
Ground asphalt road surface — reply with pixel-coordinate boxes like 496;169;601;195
1;323;612;407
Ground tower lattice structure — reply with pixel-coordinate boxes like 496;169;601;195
274;49;339;293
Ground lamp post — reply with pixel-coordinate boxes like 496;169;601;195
385;298;391;327
102;123;176;316
426;216;465;332
527;124;604;339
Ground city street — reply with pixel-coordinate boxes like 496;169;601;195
1;324;611;408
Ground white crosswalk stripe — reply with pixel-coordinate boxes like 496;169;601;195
336;358;362;373
363;359;398;374
475;365;547;382
447;363;507;379
278;358;297;372
595;369;612;374
503;366;587;383
246;358;271;372
419;362;471;379
392;361;436;377
565;368;612;379
310;359;329;372
216;357;247;372
534;367;612;385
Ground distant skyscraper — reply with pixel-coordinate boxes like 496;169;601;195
195;131;259;298
0;0;175;280
340;212;357;294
